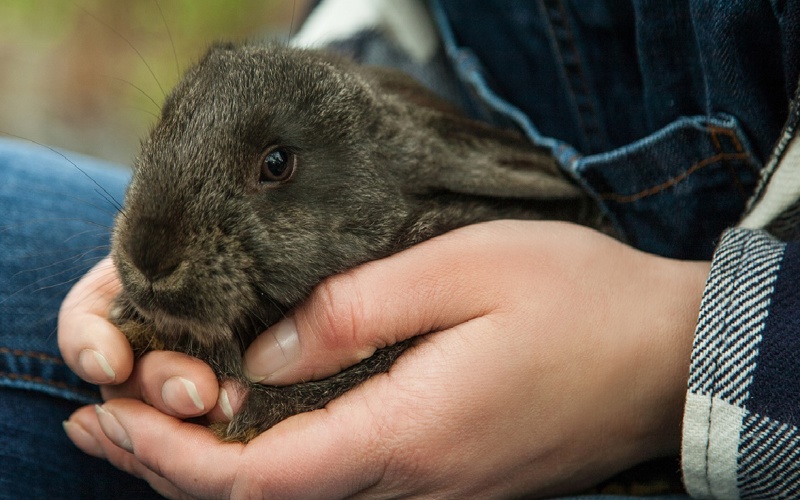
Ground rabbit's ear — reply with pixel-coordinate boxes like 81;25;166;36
425;112;582;200
363;65;582;200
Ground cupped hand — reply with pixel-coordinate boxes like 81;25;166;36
57;257;229;422
62;221;710;499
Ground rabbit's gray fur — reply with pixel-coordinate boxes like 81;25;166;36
110;43;605;442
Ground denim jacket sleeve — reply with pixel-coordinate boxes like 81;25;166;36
682;87;800;499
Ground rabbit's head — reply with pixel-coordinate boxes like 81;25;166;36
111;43;590;350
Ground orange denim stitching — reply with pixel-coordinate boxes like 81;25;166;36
0;347;64;364
0;348;99;398
599;151;751;203
708;125;745;153
0;372;99;399
599;123;753;203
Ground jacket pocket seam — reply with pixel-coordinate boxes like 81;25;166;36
599;151;752;203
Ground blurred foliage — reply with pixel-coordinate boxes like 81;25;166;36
0;0;307;164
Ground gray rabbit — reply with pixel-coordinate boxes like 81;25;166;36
109;43;606;443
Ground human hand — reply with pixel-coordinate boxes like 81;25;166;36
57;256;230;433
62;220;710;498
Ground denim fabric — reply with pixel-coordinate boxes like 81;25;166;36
0;138;163;499
432;0;800;259
0;139;123;402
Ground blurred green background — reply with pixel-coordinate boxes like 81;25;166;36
0;0;310;165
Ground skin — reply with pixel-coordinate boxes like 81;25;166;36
58;220;710;499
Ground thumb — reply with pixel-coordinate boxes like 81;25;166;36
243;223;506;386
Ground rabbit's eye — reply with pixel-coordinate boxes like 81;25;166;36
260;148;296;183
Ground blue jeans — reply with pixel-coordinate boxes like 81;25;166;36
0;138;162;499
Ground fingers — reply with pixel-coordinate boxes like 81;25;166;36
60;257;241;422
66;397;384;500
58;256;134;385
101;350;225;420
65;405;195;499
244;222;507;385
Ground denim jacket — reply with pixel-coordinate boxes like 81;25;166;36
432;0;800;262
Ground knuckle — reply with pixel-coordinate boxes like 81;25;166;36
306;270;367;354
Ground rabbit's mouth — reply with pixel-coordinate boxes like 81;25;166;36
120;277;256;344
142;307;234;345
118;271;289;352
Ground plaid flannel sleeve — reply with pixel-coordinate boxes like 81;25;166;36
682;227;800;499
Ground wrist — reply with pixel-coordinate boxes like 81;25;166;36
630;255;710;459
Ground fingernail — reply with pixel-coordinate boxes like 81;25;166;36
217;388;234;421
244;317;300;383
79;349;116;384
63;420;105;458
161;376;205;415
94;405;133;453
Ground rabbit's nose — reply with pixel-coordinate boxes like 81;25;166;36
123;216;183;283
